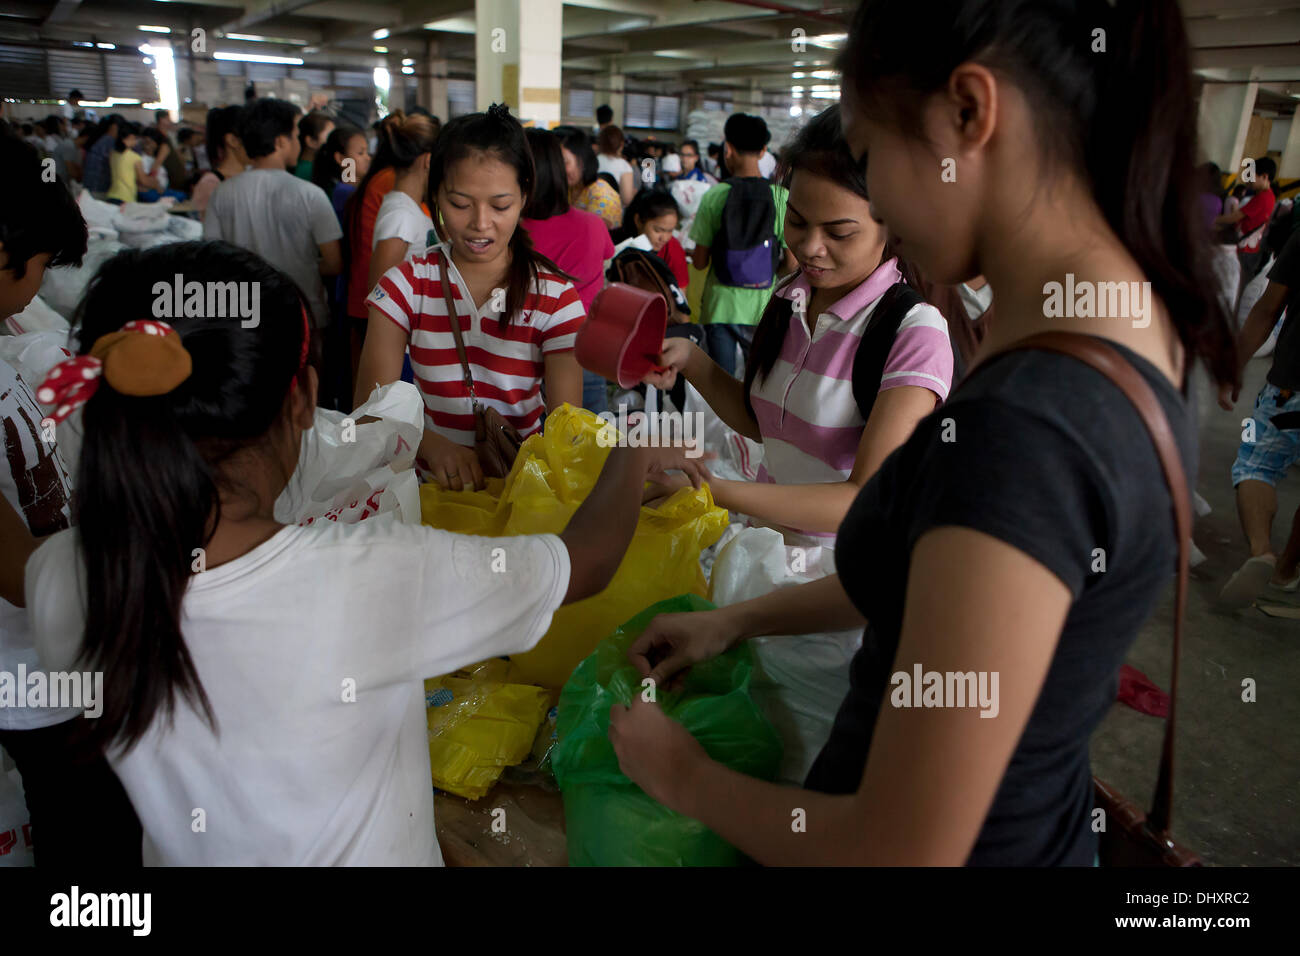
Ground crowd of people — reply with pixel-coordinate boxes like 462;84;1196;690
0;0;1289;868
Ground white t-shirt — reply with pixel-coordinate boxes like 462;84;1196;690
203;168;343;328
958;281;993;320
27;518;571;865
0;358;78;732
597;154;633;184
372;190;436;260
758;151;777;179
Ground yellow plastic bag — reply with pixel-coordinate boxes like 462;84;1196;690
425;661;551;801
420;405;729;688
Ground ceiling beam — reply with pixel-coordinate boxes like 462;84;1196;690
43;0;83;27
220;1;322;33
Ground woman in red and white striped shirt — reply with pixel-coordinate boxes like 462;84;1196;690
357;105;585;490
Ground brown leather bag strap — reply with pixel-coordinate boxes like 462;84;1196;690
974;331;1190;837
438;249;477;403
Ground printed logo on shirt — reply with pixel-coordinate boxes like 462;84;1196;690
890;663;999;718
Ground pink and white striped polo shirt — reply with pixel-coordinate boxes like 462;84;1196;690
748;257;953;543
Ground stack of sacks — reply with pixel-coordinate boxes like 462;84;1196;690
116;202;177;250
682;109;802;155
39;195;202;321
37;239;125;320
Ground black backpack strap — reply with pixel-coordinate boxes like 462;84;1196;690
850;281;924;420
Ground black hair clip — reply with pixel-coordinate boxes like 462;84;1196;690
487;102;512;121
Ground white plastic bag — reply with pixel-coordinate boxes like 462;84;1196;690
5;293;70;336
274;381;424;527
708;526;860;785
0;764;35;868
166;215;203;240
38;239;125;319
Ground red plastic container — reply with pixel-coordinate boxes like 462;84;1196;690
576;282;668;389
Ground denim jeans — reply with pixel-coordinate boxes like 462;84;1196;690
582;369;609;415
703;322;755;378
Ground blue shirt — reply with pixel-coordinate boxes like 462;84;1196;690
83;135;114;193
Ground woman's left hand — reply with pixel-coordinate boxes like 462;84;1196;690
641;445;715;489
608;696;707;808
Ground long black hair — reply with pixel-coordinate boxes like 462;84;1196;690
113;120;140;152
204;104;244;171
428;104;568;329
297;110;332;158
552;125;599;188
71;240;312;751
746;105;915;389
522;127;569;220
839;0;1234;385
312;122;363;196
344;110;439;289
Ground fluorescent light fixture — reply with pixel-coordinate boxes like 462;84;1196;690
810;70;837;79
96;42;116;49
791;86;804;94
72;41;93;47
401;66;414;75
138;25;171;34
212;51;304;65
374;67;390;91
373;28;390;40
423;16;475;33
225;33;309;45
809;89;840;99
78;98;142;107
374;46;388;53
791;72;806;79
810;32;846;45
789;105;802;117
401;57;414;66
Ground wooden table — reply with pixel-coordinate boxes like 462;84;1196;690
435;779;568;866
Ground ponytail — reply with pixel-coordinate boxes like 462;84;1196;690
1083;0;1234;385
71;240;310;751
77;391;218;749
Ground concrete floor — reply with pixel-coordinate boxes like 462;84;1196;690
1090;353;1300;866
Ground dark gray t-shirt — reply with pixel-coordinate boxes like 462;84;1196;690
807;340;1196;866
1266;230;1300;390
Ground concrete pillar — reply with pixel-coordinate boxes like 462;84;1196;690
422;39;450;123
1279;114;1300;180
474;0;563;126
1199;81;1258;176
602;69;624;127
387;53;407;114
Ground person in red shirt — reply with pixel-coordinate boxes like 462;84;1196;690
629;191;689;289
1216;155;1277;294
520;128;615;414
345;113;436;381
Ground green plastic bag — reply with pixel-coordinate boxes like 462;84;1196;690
551;594;782;866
